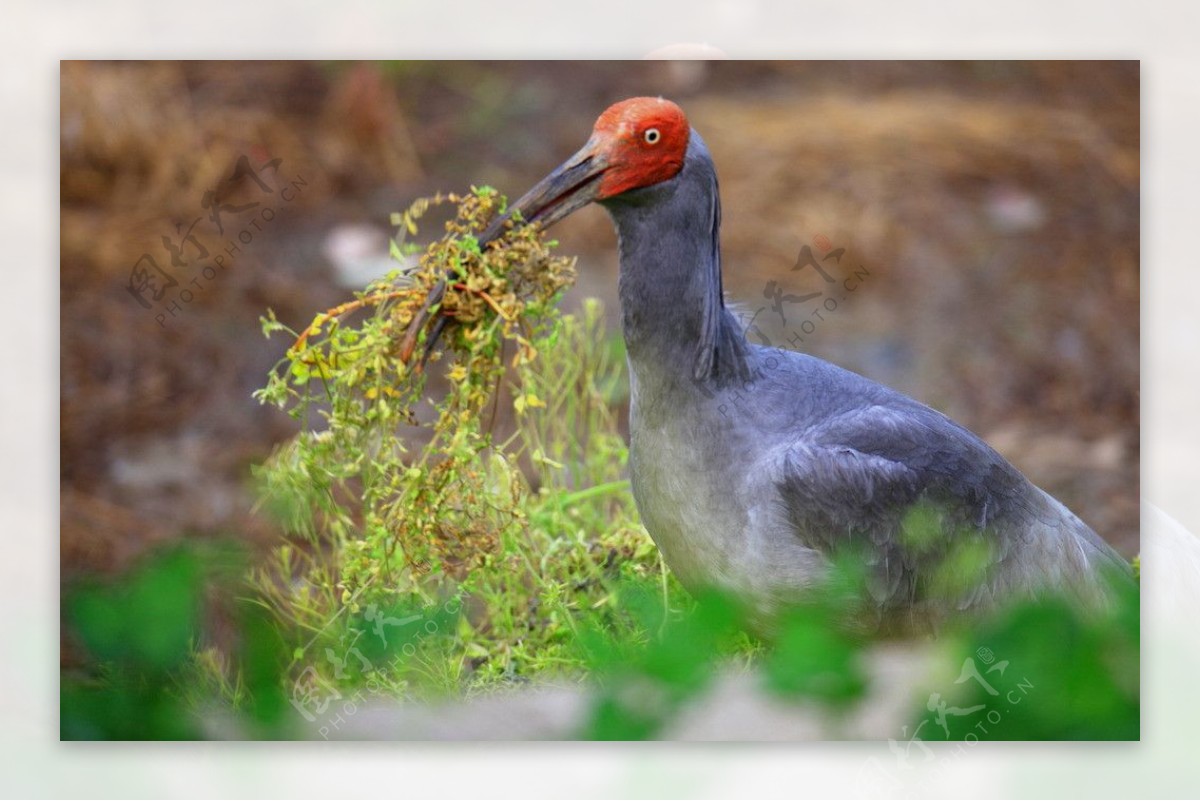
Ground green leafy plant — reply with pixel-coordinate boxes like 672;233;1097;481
250;188;680;698
910;567;1139;741
61;543;292;740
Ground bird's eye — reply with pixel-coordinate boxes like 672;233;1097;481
643;128;661;145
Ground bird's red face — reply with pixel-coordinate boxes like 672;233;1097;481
591;97;690;199
491;97;691;235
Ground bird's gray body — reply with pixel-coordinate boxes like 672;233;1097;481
599;131;1129;621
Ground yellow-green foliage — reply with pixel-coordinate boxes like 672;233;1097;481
252;188;684;695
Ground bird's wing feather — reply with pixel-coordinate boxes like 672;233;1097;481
775;402;1054;609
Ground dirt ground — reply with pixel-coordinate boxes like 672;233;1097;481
59;60;1139;591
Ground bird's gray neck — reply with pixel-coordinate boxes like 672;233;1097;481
600;132;754;394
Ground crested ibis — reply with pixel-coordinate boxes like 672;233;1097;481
475;97;1132;622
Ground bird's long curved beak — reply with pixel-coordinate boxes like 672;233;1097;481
478;139;608;245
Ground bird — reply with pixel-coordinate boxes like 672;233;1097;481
469;96;1132;626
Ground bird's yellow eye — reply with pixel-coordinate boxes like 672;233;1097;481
643;128;661;145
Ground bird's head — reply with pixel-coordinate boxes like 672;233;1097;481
486;97;691;236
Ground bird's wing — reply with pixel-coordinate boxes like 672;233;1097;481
775;402;1078;610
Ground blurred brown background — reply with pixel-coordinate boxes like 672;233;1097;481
60;60;1139;582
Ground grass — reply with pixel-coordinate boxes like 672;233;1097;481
244;188;698;701
60;537;1138;740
